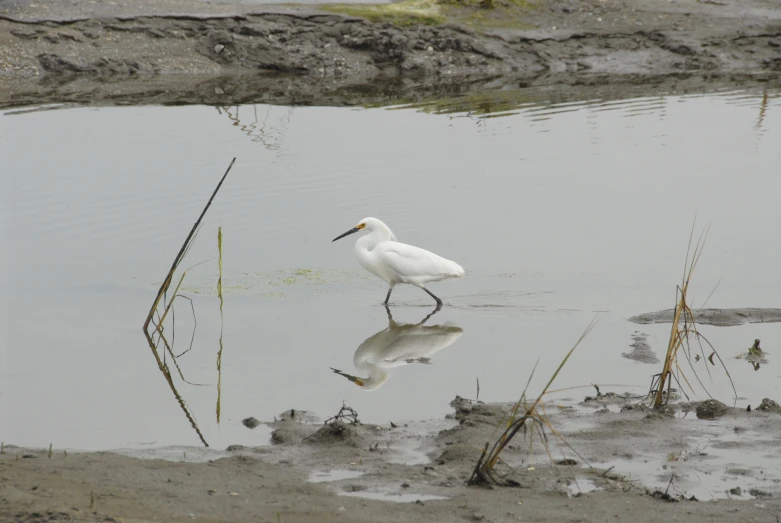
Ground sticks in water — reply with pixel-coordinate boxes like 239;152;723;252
142;158;236;447
649;220;736;408
216;226;224;424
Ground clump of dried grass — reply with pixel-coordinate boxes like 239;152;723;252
468;316;599;486
649;222;735;408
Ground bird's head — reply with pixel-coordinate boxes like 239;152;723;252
330;367;389;390
332;218;394;242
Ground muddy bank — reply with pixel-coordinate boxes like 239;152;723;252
630;308;781;327
2;68;779;113
1;0;780;110
4;396;781;522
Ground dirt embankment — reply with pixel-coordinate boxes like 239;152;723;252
1;0;780;110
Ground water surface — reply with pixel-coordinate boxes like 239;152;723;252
1;85;779;451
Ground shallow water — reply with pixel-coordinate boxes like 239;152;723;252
340;490;449;502
309;469;366;483
1;84;780;453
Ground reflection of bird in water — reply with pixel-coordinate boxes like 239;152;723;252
331;306;463;391
332;217;464;307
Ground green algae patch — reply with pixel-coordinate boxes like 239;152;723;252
322;0;445;27
322;0;537;29
171;268;370;298
381;88;537;117
459;10;536;30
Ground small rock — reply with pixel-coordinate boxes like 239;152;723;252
226;444;245;452
242;417;261;429
470;512;485;521
214;44;224;54
695;399;729;419
757;398;781;414
214;87;224;95
749;488;772;498
426;46;434;52
729;486;742;496
401;482;411;488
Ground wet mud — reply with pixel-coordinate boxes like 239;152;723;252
1;0;781;110
2;69;779;115
629;308;781;327
4;396;781;522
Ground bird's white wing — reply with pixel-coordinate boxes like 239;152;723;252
378;242;464;284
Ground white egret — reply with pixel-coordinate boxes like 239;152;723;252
332;217;465;306
331;306;463;390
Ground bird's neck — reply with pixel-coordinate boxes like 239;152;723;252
355;365;389;390
357;229;394;251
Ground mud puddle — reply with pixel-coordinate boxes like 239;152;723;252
552;395;781;500
308;469;366;482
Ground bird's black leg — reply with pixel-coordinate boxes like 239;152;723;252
384;287;393;305
384;304;393;322
419;305;441;325
423;288;444;307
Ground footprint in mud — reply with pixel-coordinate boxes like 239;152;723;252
622;331;659;364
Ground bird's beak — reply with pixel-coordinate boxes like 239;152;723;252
332;227;360;242
331;367;365;387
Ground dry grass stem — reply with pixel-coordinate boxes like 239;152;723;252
650;221;736;407
216;226;224;423
468;316;600;486
141;157;236;447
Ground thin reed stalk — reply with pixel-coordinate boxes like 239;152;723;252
650;222;735;407
216;226;224;423
142;158;236;447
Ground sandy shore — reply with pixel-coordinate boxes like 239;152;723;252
4;396;781;522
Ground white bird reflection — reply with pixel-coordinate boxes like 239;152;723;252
331;307;463;391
